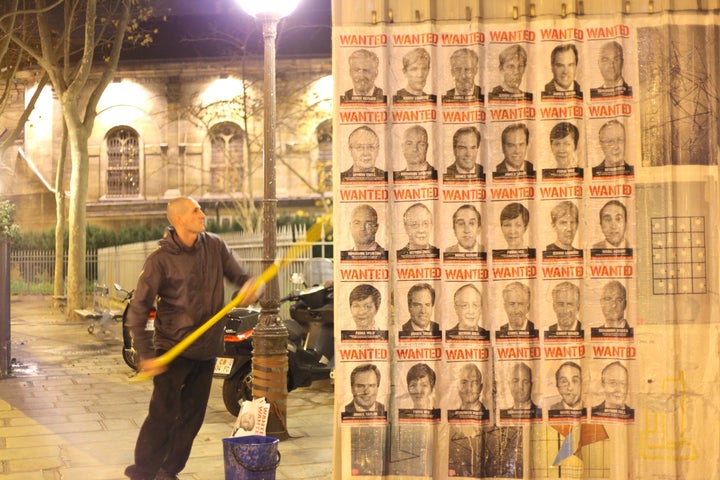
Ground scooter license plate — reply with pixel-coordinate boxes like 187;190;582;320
214;356;234;375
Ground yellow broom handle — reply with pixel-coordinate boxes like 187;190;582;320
130;219;326;382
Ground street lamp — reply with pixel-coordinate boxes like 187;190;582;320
237;0;301;440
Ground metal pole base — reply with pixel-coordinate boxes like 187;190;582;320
252;316;289;440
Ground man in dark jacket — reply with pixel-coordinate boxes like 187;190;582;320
125;196;260;480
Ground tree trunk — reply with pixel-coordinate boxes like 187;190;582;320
64;121;89;319
53;123;68;306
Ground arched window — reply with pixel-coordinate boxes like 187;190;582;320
210;122;244;193
106;127;140;197
316;119;332;189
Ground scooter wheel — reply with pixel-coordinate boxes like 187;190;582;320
222;365;253;417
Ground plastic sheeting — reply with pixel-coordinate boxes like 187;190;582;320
332;9;719;479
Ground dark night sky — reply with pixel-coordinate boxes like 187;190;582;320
121;0;331;61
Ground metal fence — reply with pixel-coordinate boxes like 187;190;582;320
11;225;333;318
9;250;97;295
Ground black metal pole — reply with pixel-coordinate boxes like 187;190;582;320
251;13;290;440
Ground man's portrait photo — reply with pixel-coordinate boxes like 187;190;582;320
442;48;483;103
340;204;388;261
448;364;490;422
343;364;386;418
398;363;440;420
399;283;441;339
542;122;583;180
592;280;633;339
592;361;634;420
340;126;387;183
393;125;437;182
546;282;583;339
591;120;634;177
542;43;583;99
497;282;538;339
591;200;631;256
544;201;582;258
548;361;585;418
590;41;632;99
493;123;536;180
396;203;440;260
393;47;436;104
340;49;386;104
446;284;489;341
444;204;485;261
444;126;485;181
499;362;542;421
488;44;532;102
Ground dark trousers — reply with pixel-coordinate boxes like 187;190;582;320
125;355;215;479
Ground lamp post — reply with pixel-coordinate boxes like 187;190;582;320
237;0;300;440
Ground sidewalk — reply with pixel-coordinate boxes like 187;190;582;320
0;295;334;480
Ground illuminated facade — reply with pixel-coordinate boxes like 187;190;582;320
1;56;332;231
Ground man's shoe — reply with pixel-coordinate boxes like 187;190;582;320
155;469;179;480
124;465;155;480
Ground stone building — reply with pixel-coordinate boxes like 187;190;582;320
0;2;333;232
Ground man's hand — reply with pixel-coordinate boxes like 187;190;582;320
137;358;168;378
237;277;265;306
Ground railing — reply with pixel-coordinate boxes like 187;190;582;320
11;225;333;318
9;250;97;295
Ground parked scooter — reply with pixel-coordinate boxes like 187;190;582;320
115;283;155;370
215;306;259;415
218;258;334;416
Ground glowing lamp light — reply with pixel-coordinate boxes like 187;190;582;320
236;0;301;19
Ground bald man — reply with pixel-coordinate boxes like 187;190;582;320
125;196;261;480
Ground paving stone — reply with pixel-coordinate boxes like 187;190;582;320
3;296;334;479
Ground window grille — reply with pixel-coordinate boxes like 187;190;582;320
107;127;140;196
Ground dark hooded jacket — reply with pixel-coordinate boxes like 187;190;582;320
127;227;249;361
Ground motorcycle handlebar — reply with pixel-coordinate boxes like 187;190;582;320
114;283;134;303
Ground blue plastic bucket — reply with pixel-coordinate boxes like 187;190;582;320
223;435;280;480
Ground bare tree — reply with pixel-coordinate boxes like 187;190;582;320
182;24;333;233
3;0;156;317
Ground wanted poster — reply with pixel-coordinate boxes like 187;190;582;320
539;120;586;181
589;278;635;340
396;280;442;341
391;123;440;183
445;362;492;425
389;36;439;106
492;279;541;342
540;280;586;342
337;45;389;106
441;203;488;263
338;124;389;184
339;282;390;342
491;200;538;262
539;199;584;262
339;362;390;423
439;41;485;106
394;202;441;262
496;360;543;424
441;124;487;184
588;196;634;258
442;283;491;343
338;202;390;262
542;359;589;422
332;13;652;479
